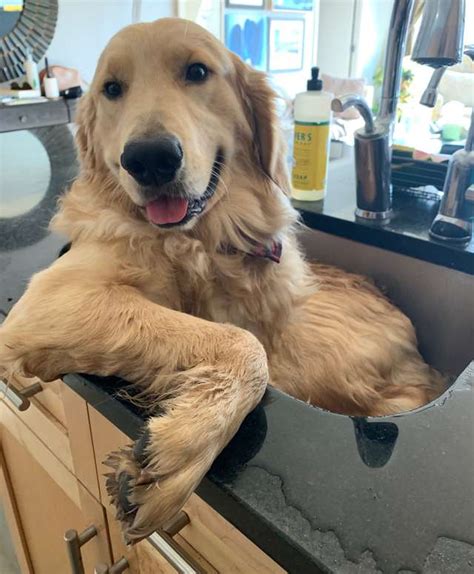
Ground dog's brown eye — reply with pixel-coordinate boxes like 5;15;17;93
103;81;123;99
185;63;208;83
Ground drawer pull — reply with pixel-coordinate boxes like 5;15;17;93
0;378;42;411
147;511;203;574
163;510;191;537
64;525;98;574
94;557;129;574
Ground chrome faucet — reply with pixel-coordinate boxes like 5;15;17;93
422;47;474;244
429;110;473;244
331;0;466;222
419;67;447;108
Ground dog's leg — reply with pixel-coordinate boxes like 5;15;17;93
0;247;268;538
105;358;265;541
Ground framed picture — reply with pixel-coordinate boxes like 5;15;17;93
225;0;265;8
272;0;313;10
268;18;305;72
225;12;268;71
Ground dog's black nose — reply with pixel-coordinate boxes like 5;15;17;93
120;136;183;186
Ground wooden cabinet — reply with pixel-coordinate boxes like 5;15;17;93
0;376;285;574
0;401;111;574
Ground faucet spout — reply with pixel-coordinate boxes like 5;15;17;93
420;67;447;108
379;0;415;122
332;94;375;133
412;0;465;68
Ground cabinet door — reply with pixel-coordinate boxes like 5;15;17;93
88;407;207;574
0;403;112;574
88;406;285;574
0;449;30;573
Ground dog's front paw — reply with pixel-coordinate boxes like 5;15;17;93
104;416;215;543
104;430;158;540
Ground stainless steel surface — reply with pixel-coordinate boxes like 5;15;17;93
354;207;393;221
353;127;393;218
0;379;42;411
331;94;374;133
64;526;98;574
430;109;473;243
331;97;392;220
465;44;474;60
430;214;472;243
300;228;473;375
147;512;203;574
412;0;465;68
94;557;129;574
420;67;447;107
379;0;415;121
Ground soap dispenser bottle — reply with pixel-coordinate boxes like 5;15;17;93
291;67;333;201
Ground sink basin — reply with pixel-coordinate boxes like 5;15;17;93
300;228;473;377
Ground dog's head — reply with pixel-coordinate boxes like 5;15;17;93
76;18;291;235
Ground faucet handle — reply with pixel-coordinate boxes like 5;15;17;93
331;94;375;134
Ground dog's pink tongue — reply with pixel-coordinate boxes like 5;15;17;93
145;197;189;225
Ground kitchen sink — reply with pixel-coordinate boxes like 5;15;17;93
300;228;473;378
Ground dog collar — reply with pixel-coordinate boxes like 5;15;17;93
220;239;282;263
247;239;282;263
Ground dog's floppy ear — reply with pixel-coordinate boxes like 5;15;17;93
75;93;97;173
231;54;290;194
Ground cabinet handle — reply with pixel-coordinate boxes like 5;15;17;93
0;378;42;411
147;511;204;574
94;557;129;574
64;525;98;574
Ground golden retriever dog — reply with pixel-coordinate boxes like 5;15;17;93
0;19;444;540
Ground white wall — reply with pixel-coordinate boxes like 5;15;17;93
140;0;177;23
316;0;392;82
352;0;392;81
47;0;174;85
317;0;356;78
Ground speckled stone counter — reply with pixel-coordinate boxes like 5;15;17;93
63;366;474;574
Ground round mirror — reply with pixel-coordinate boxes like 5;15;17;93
0;0;57;83
0;125;78;251
0;1;24;37
0;130;50;217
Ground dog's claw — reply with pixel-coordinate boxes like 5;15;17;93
133;428;152;466
103;434;156;534
117;472;138;518
135;470;156;486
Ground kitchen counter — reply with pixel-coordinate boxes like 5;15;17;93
62;366;474;574
1;132;473;572
294;150;474;276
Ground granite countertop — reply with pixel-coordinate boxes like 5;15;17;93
63;366;474;574
1;131;473;573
